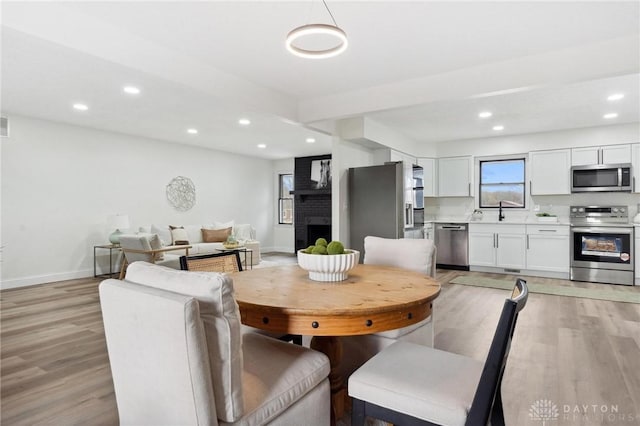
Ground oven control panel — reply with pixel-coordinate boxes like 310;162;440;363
570;205;628;220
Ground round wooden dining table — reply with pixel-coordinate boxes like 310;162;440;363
230;263;441;424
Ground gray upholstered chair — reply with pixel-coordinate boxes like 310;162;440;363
339;236;437;379
349;279;528;426
118;233;188;278
100;261;330;425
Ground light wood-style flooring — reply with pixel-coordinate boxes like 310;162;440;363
2;257;639;425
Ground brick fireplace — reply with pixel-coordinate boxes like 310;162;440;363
294;154;332;251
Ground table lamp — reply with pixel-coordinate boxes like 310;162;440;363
108;214;130;245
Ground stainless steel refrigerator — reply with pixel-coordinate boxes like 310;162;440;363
348;163;406;258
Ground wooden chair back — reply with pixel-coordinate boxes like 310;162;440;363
180;252;243;273
466;278;528;425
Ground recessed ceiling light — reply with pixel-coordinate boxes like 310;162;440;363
306;137;316;143
123;86;141;95
603;113;618;119
478;111;493;118
257;144;267;149
238;118;251;126
492;125;504;131
73;103;89;111
187;128;198;134
607;93;624;101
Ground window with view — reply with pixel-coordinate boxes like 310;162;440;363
479;158;526;208
278;174;294;224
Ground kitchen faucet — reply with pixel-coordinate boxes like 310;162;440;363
498;201;505;221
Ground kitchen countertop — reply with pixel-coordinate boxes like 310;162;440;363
425;217;571;225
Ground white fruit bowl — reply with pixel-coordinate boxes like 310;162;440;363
297;250;360;282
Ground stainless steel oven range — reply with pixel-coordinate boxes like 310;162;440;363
570;205;634;286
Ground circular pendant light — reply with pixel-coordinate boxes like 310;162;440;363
286;23;348;59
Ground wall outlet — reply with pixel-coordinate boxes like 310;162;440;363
534;204;540;212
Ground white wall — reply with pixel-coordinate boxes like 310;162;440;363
272;158;294;253
1;115;274;288
331;137;375;248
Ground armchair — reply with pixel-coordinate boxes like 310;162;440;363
118;233;190;279
100;262;330;425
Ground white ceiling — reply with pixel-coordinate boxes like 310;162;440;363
1;1;639;159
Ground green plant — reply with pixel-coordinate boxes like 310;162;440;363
315;238;328;247
326;241;345;255
302;240;349;255
311;245;328;255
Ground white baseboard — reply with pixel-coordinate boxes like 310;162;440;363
262;246;295;254
1;268;95;290
469;265;569;280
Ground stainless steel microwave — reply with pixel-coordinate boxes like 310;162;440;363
571;163;632;192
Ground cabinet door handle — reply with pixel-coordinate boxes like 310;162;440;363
468;182;471;196
539;229;557;232
529;180;532;196
526;234;529;250
494;233;498;248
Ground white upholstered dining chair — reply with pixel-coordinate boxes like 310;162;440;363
100;261;330;425
339;236;437;379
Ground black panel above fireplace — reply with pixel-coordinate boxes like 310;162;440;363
294;154;332;252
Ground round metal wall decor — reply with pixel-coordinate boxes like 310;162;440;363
166;176;196;211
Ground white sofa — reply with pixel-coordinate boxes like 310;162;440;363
137;222;259;265
139;223;256;253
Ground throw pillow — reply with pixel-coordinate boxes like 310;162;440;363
169;225;190;245
148;233;165;260
202;227;232;243
232;224;253;241
151;224;171;246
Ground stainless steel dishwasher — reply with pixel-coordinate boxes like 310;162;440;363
434;223;469;270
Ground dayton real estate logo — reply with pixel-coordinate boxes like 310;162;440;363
530;399;560;425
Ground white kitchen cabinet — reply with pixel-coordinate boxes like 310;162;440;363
468;229;496;266
632;143;639;193
526;225;570;273
496;233;527;269
571;144;631;166
469;224;526;269
529;149;571;195
438;156;472;197
417;157;437;197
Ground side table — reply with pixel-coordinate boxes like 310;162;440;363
244;240;261;265
215;247;253;270
94;244;122;278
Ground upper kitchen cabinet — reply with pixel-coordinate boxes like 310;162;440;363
633;144;640;193
571;144;632;166
417;158;437;197
529;149;571;195
438;156;473;197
